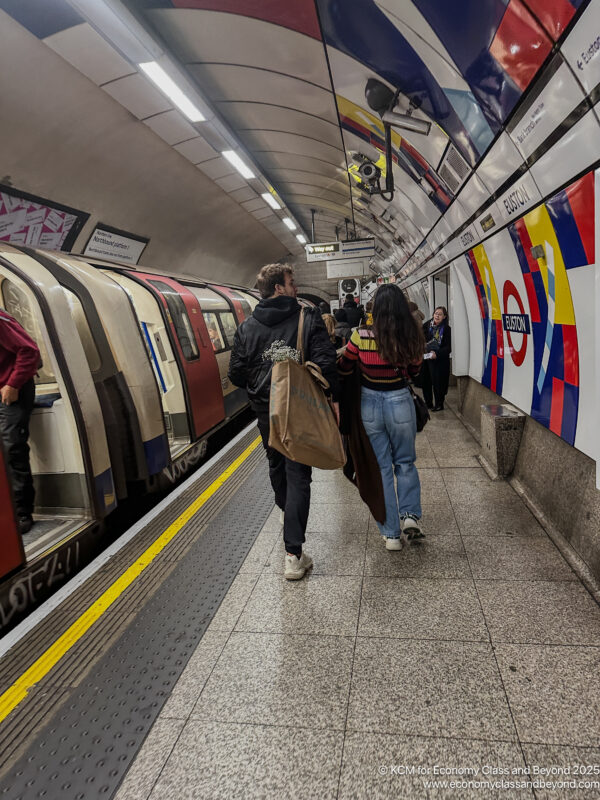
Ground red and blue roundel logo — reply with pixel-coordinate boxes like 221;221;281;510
502;281;530;367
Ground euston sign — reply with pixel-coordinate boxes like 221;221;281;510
502;280;530;366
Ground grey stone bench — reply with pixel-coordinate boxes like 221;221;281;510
479;404;526;479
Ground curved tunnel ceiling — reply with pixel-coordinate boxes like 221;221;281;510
133;0;596;284
3;0;597;287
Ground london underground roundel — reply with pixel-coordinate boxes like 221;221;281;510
502;281;530;367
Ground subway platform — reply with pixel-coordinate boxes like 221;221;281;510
1;388;600;800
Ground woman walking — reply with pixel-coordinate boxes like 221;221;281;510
339;284;424;549
422;306;452;411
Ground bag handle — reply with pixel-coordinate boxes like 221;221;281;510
296;307;306;364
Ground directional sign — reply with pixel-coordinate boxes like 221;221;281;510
306;237;374;262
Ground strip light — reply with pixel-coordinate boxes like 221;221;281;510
261;193;281;210
282;217;296;231
222;150;255;180
139;61;205;122
296;234;307;244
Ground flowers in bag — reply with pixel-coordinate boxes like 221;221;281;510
262;340;301;363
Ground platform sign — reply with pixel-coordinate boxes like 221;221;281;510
84;224;148;265
326;257;369;279
306;238;374;263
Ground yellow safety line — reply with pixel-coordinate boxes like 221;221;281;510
0;435;262;724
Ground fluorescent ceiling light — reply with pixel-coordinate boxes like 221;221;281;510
296;234;307;244
139;61;205;122
282;217;296;231
261;192;281;210
222;150;255;180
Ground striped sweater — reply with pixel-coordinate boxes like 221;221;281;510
338;327;421;391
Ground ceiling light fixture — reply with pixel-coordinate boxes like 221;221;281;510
261;193;281;210
139;61;205;122
296;234;307;244
282;217;296;231
222;150;255;180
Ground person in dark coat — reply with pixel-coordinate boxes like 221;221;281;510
333;308;352;347
342;294;362;328
228;264;339;581
421;306;452;412
0;311;41;533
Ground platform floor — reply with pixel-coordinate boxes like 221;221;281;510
1;390;600;799
114;390;600;800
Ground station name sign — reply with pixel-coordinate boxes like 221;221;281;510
306;237;375;263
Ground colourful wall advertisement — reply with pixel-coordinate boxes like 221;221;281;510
451;171;595;459
0;185;88;252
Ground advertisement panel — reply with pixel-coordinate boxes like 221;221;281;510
460;171;595;459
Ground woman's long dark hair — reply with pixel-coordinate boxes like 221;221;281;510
372;284;425;366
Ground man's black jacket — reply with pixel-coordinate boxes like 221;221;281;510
343;300;362;328
228;296;339;407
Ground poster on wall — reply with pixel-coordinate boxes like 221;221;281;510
83;224;148;265
0;184;88;251
453;171;595;460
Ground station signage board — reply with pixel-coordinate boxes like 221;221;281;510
84;224;148;265
326;257;370;279
306;237;375;263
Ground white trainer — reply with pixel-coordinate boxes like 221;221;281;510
402;514;424;541
284;551;313;580
385;537;403;551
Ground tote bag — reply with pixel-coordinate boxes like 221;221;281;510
269;310;346;470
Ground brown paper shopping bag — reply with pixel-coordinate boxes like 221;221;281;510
268;310;345;470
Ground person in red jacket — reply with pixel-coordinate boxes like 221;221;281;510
0;311;40;534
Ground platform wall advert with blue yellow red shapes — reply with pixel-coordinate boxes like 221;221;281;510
451;170;595;460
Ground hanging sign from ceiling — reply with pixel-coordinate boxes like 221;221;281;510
306;237;374;262
83;223;149;264
326;257;369;279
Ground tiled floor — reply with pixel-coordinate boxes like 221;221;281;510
115;389;600;799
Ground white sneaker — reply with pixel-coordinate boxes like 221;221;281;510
385;537;403;551
279;508;285;526
402;515;424;541
284;551;313;580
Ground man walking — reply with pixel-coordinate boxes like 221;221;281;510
229;264;339;580
0;311;40;534
342;293;362;328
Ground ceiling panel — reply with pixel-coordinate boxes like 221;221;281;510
216;102;342;145
44;21;132;85
149;9;331;89
243;130;344;166
102;73;172;119
173;136;217;164
196;157;237;180
143;109;200;146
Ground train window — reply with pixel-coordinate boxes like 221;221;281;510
148;281;199;361
62;288;102;373
202;312;225;352
219;312;237;348
229;289;258;316
0;277;55;385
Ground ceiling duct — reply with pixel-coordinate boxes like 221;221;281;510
438;143;470;195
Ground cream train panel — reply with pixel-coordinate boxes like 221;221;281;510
104;271;191;452
54;256;166;455
446;170;596;460
0;249;115;515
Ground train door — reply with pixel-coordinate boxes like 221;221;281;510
106;271;191;456
212;285;249;322
122;273;224;440
36;252;170;480
0;442;24;580
186;285;248;419
0;248;115;560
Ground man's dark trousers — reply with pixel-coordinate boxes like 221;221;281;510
255;406;311;557
0;378;35;519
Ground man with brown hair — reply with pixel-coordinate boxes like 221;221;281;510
229;264;339;580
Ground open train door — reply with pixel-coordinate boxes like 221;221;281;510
131;273;224;440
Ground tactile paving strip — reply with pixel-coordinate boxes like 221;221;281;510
0;456;275;799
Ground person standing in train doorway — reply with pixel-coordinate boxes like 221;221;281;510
228;264;339;580
0;311;41;534
421;306;452;412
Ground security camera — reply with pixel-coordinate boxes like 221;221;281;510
358;161;381;184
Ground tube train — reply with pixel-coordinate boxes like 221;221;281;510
0;244;301;627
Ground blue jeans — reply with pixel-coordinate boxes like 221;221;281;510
361;387;421;538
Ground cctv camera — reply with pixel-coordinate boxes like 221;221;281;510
358;161;381;184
